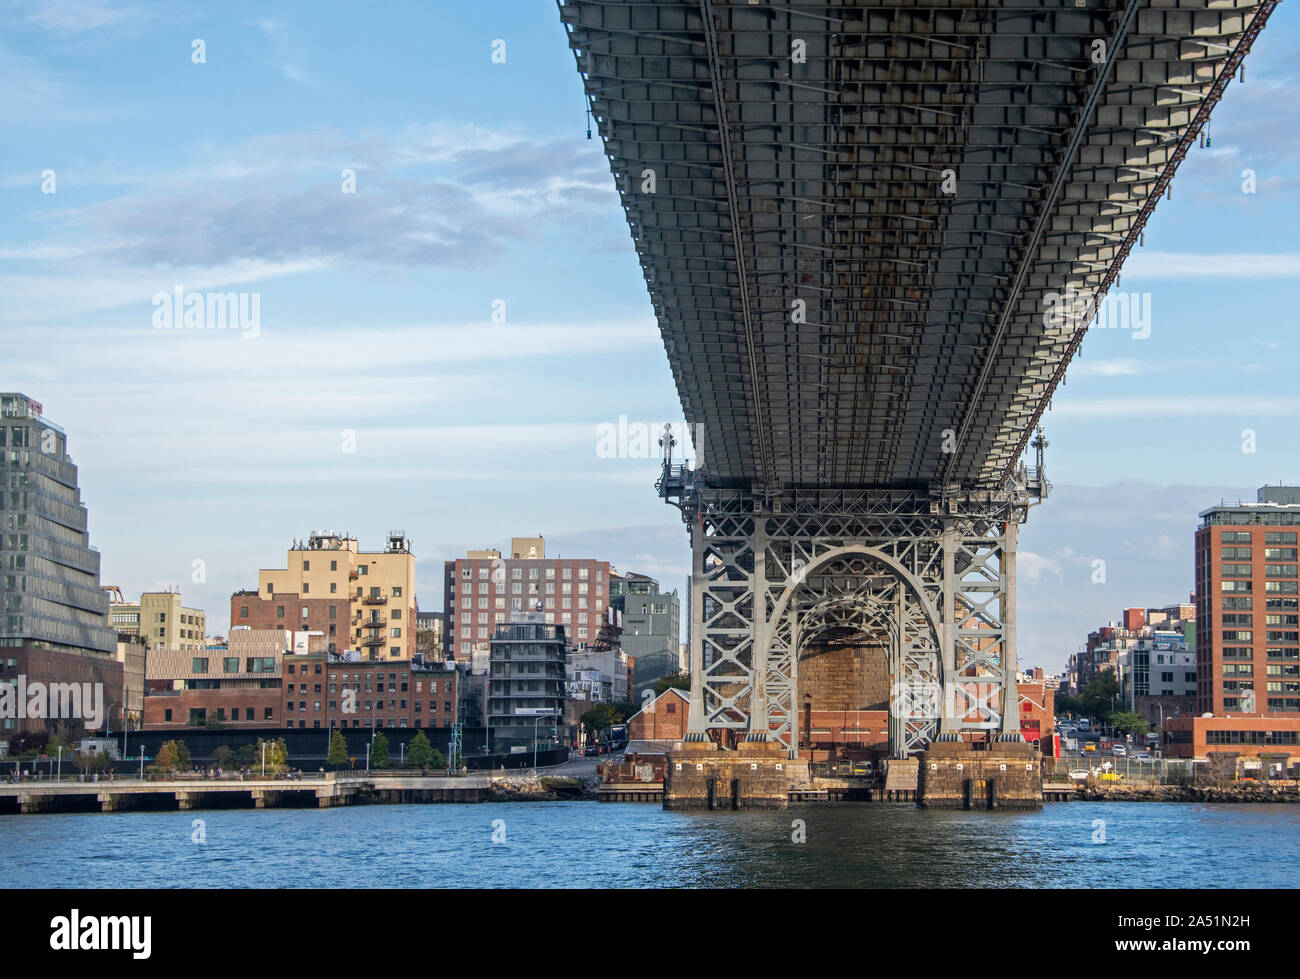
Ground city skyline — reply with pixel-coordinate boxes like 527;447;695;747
4;1;1300;672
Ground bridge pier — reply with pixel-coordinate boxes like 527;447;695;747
918;740;1042;809
664;739;808;810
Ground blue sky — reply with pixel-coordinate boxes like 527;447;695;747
3;0;1299;671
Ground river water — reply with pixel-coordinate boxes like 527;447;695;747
1;801;1296;888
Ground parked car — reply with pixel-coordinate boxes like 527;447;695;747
1112;745;1127;757
1068;770;1091;781
1132;752;1153;762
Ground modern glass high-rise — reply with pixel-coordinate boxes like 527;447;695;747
0;393;115;655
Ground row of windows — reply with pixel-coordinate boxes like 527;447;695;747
1217;647;1299;660
1219;596;1299;611
1221;564;1299;578
286;718;457;729
162;708;275;724
1221;664;1300;677
1221;581;1300;593
460;581;600;596
285;700;453;713
460;565;602;581
267;580;404;596
1205;729;1299;744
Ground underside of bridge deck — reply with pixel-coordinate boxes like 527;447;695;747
560;0;1276;768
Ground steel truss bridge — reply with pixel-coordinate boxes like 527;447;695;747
559;0;1276;756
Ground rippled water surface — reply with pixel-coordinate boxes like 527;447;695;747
1;802;1297;888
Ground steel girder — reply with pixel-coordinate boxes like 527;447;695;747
679;475;1032;756
559;0;1277;491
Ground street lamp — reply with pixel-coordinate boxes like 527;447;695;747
261;741;266;778
521;708;558;773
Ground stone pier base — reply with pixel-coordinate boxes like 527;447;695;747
663;739;808;810
917;740;1041;809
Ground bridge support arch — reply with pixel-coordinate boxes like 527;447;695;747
672;478;1039;761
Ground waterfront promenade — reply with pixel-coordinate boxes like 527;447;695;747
0;772;496;813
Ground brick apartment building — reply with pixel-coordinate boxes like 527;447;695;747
231;530;418;661
282;652;456;732
443;536;612;659
144;628;289;729
143;626;457;733
1195;486;1300;717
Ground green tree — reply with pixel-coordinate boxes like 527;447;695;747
265;737;289;772
150;739;190;773
371;732;391;769
74;749;112;773
654;672;691;695
327;729;348;768
407;730;434;768
212;745;234;770
1072;671;1121;722
234;743;258;768
1110;711;1148;738
609;700;638;723
581;702;620;735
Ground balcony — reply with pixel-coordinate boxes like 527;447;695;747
362;595;387;605
360;633;387;647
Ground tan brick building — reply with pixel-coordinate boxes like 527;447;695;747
109;590;207;652
232;531;418;661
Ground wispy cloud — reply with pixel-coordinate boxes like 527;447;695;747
1053;396;1300;418
255;18;310;84
19;0;148;33
1124;251;1300;279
